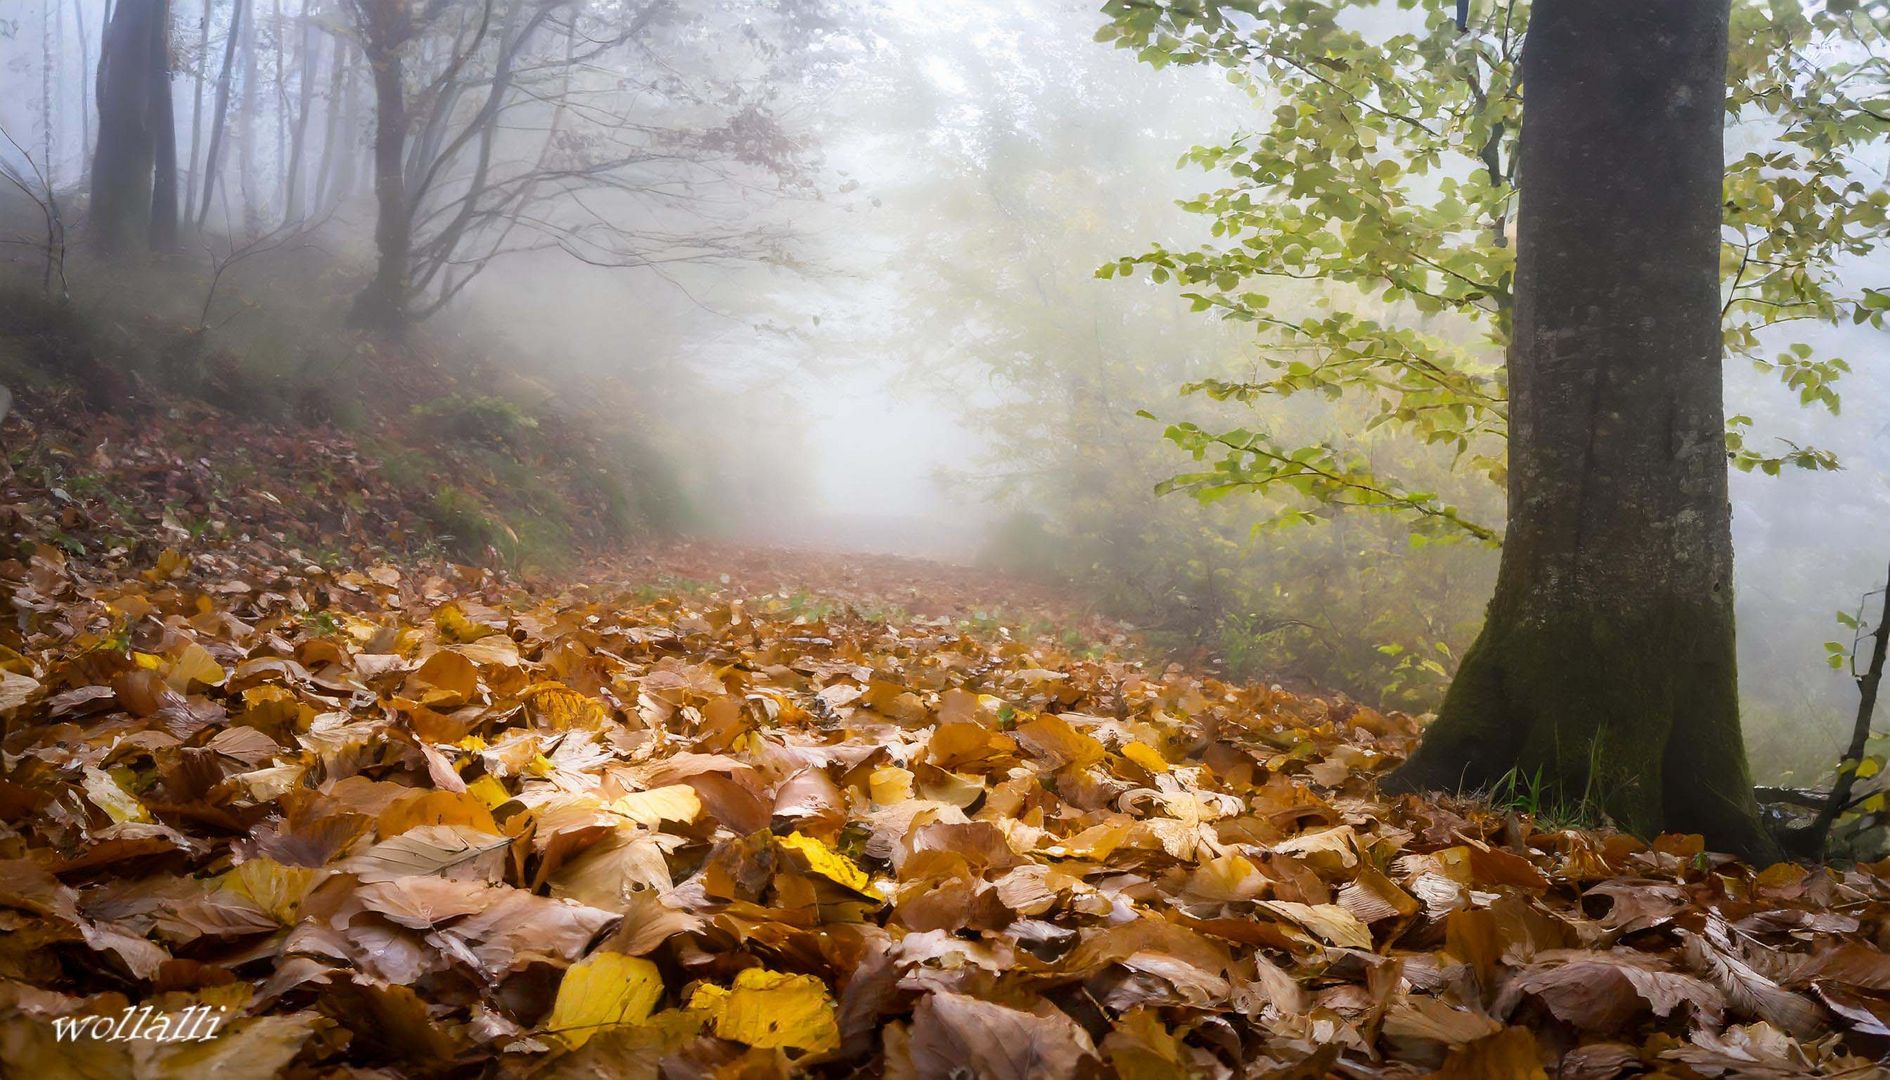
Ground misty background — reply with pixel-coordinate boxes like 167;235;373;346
2;0;1886;784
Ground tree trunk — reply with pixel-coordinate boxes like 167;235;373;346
186;0;209;215
312;37;350;212
1382;1;1778;861
350;38;409;332
149;0;178;249
76;0;93;188
237;0;257;227
283;0;317;222
195;0;244;229
92;0;166;250
42;0;57;190
273;0;286;214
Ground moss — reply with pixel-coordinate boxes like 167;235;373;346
423;487;503;561
1386;593;1778;861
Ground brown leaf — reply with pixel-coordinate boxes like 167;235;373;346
908;992;1098;1080
341;824;510;883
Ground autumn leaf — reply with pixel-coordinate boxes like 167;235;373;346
546;951;665;1047
778;830;875;895
688;967;841;1054
605;785;702;828
908;992;1097;1079
341;825;511;883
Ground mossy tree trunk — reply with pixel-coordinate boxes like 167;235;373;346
1383;1;1779;861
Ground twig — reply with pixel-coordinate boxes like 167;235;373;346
1783;559;1890;858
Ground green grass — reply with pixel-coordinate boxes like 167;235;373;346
1476;763;1611;833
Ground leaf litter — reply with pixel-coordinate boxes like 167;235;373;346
3;537;1890;1078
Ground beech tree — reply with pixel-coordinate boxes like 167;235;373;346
1101;0;1890;854
1379;1;1776;857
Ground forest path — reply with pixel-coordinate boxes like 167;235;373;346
579;538;1129;640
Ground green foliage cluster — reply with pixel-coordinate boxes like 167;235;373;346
1097;0;1890;538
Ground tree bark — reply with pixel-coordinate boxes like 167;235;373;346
186;0;209;214
42;0;57;190
1382;1;1778;861
236;0;257;227
195;0;245;229
273;0;286;213
350;23;410;332
282;0;317;222
92;0;169;250
312;40;352;212
76;0;93;188
149;0;178;249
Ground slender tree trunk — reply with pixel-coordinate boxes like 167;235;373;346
149;0;178;248
312;36;350;211
237;0;257;227
283;0;317;221
1382;1;1777;861
351;36;410;332
43;0;57;189
333;46;363;205
272;0;285;213
195;0;243;228
75;0;93;188
186;0;209;215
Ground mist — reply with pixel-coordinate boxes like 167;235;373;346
2;0;1887;791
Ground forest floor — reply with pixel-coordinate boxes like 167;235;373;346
7;377;1890;1078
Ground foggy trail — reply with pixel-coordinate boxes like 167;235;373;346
584;538;1127;641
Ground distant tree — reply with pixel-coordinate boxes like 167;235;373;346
281;0;317;222
339;0;836;334
92;0;179;250
194;0;246;230
186;0;210;213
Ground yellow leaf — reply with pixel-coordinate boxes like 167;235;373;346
687;968;840;1053
546;951;665;1047
465;774;512;810
606;785;702;828
379;789;500;837
435;602;496;643
223;857;317;924
1859;757;1883;780
868;765;913;804
1014;714;1107;770
143;547;189;582
529;685;610;730
166;642;227;692
411;650;479;708
82;768;151;824
778;831;872;894
1121;741;1170;774
239;685;304;730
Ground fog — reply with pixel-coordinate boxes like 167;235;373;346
3;0;1887;784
